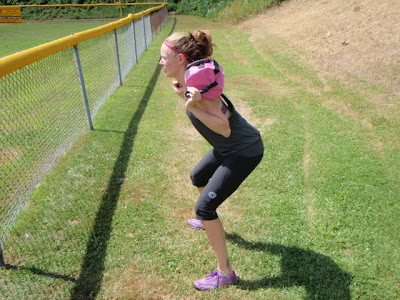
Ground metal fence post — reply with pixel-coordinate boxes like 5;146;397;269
113;29;123;86
132;20;138;64
149;15;153;44
149;15;153;45
73;45;94;131
0;243;5;267
143;16;147;50
162;7;166;28
165;6;168;27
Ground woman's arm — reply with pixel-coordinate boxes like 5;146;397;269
185;87;231;138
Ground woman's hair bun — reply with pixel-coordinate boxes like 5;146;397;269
190;30;213;59
165;30;214;62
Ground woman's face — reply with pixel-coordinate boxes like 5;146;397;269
159;43;183;78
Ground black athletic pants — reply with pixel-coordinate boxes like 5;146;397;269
190;148;263;220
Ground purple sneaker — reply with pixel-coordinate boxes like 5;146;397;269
193;270;237;290
187;219;205;230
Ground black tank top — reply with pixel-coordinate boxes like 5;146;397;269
186;96;264;157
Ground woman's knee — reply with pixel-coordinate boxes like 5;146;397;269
194;191;223;220
195;202;218;220
190;169;207;187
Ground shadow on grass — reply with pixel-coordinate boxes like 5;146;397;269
4;264;77;283
70;65;160;299
226;233;352;300
70;17;177;300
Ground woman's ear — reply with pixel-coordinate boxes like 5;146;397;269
177;54;187;65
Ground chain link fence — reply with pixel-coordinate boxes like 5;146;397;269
0;5;168;298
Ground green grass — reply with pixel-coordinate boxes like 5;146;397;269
173;0;283;23
1;15;399;299
0;20;111;57
219;0;284;24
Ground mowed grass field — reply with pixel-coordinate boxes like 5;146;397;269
0;19;111;57
1;15;399;299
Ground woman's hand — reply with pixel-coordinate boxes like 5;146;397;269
172;80;185;99
185;87;202;108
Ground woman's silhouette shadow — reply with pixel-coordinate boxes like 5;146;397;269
226;233;352;299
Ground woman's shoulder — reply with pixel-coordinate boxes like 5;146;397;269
200;98;231;118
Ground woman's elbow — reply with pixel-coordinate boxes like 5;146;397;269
221;123;231;138
222;129;231;138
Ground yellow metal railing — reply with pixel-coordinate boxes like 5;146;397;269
0;3;167;78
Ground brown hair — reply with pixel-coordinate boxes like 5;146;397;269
165;30;214;62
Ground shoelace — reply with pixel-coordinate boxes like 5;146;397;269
204;271;219;281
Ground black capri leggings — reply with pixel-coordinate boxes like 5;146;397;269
190;149;263;220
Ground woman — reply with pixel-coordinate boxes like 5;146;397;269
159;30;264;290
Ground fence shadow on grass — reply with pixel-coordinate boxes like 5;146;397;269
70;18;177;300
4;264;77;283
226;233;352;300
70;64;161;299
